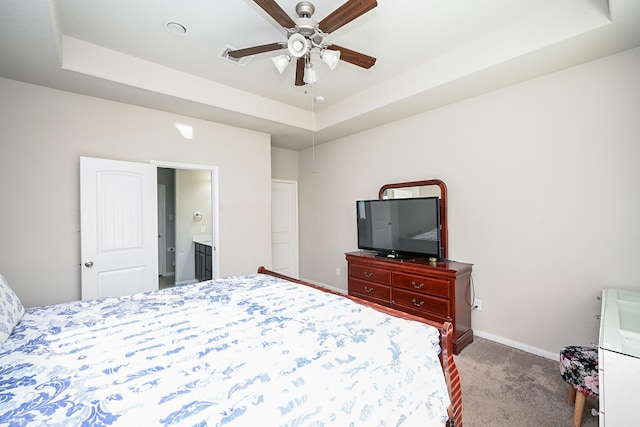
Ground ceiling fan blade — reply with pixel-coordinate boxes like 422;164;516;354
328;44;376;69
318;0;377;34
295;57;305;86
227;42;284;58
253;0;296;28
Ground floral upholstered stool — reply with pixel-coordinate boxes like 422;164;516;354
559;345;599;427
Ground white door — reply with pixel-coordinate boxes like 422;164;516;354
271;180;299;277
80;157;158;300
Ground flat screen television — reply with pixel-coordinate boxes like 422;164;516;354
356;196;442;260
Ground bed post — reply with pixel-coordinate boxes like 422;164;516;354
440;321;462;427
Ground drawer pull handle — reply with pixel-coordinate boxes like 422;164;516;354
411;298;425;307
411;281;424;289
363;271;374;278
363;286;374;293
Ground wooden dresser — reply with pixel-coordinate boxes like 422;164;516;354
346;250;473;354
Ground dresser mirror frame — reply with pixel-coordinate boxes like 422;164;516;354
378;179;449;260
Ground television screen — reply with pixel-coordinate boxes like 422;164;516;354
356;197;442;259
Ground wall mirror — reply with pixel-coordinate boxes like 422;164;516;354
378;179;449;259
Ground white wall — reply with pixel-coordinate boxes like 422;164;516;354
271;147;299;181
297;47;640;357
0;78;272;308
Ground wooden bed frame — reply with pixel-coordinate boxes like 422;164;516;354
258;267;463;427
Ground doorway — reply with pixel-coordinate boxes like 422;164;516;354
153;161;219;288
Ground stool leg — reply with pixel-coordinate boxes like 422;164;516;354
573;391;586;427
568;386;576;403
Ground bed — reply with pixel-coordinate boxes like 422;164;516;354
0;267;462;426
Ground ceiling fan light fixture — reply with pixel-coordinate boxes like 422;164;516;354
303;62;319;84
272;54;291;74
230;0;377;86
287;33;308;58
321;49;340;71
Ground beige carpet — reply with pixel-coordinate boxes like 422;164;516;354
454;337;599;427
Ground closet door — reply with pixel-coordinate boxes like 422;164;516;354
272;180;299;278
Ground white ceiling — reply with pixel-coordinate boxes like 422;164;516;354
1;0;639;150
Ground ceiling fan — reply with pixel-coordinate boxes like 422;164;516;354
228;0;377;86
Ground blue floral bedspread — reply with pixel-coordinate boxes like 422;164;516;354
0;273;450;426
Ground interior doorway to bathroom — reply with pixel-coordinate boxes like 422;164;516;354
155;162;218;288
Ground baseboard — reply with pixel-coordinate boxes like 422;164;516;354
473;329;559;361
299;277;346;295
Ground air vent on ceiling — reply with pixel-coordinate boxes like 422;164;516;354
218;46;253;67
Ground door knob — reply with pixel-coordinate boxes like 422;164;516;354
84;261;94;268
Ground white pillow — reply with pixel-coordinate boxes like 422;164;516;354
0;273;25;345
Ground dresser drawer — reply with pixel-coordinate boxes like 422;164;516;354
392;272;450;298
346;251;474;354
392;289;450;318
349;278;391;302
349;264;391;285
